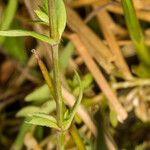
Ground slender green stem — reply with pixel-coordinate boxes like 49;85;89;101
51;44;65;150
48;0;66;148
52;44;63;127
58;132;65;150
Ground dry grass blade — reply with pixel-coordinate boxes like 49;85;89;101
12;0;53;87
94;8;133;80
24;132;42;150
68;0;100;7
104;133;117;150
69;33;127;123
66;6;115;74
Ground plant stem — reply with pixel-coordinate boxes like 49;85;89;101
51;44;63;127
58;132;65;150
48;0;65;148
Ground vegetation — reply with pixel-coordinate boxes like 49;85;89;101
0;0;150;149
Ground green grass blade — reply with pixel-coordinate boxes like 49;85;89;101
0;0;18;44
121;0;150;66
4;36;28;64
0;30;56;44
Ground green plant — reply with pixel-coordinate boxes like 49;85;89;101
0;0;83;149
121;0;150;66
121;0;150;77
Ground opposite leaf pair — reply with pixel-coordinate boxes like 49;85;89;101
25;70;83;131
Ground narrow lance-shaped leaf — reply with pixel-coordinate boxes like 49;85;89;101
16;106;41;117
38;0;66;40
16;101;56;117
35;0;66;40
59;42;74;71
63;71;83;130
0;30;56;45
55;0;66;39
25;84;51;102
109;109;118;127
25;113;60;130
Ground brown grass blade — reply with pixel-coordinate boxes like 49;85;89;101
66;6;115;74
94;8;133;80
69;33;127;123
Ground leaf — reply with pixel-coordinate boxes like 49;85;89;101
0;0;18;44
63;71;83;130
109;110;118;127
16;106;41;117
4;37;27;64
132;64;150;78
73;73;93;95
55;0;67;39
3;20;28;64
41;101;56;114
25;113;59;129
41;0;48;13
34;10;49;25
0;30;56;44
59;42;74;71
16;101;56;117
25;84;51;102
36;0;66;39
